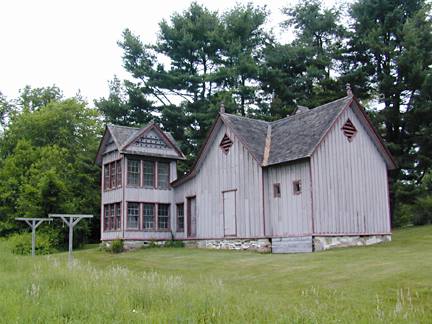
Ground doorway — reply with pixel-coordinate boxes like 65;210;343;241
187;196;197;238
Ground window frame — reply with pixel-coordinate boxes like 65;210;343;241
157;204;170;230
126;202;140;230
176;203;184;232
157;162;170;190
143;203;155;230
143;160;155;188
293;180;302;195
103;202;122;232
127;159;141;187
273;183;281;198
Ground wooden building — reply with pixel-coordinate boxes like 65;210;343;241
96;91;396;253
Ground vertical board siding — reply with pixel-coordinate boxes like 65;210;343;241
263;160;312;237
311;104;390;234
174;123;264;239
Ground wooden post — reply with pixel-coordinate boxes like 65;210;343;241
15;218;52;256
48;214;93;266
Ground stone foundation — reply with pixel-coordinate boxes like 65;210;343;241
313;235;391;251
193;239;272;253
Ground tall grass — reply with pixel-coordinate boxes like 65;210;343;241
0;228;431;323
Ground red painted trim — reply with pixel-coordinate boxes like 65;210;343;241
351;97;397;169
261;170;266;236
172;117;223;187
386;170;392;233
101;232;391;241
313;232;391;237
310;97;353;158
176;203;185;233
308;161;315;235
121;123;185;159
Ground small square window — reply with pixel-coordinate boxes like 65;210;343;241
273;183;281;198
293;180;302;195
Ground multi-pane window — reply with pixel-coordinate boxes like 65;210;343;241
143;161;155;188
143;204;155;229
177;203;184;232
158;162;170;189
116;203;121;229
104;160;122;191
104;205;109;230
127;202;140;229
110;163;116;188
103;203;121;231
104;164;110;190
127;159;141;186
116;160;122;187
158;204;170;229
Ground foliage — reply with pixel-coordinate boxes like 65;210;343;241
164;240;184;248
0;91;102;245
8;230;58;255
412;195;432;226
110;239;124;253
0;226;431;322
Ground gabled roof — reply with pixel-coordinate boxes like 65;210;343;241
95;123;185;165
220;96;352;166
172;95;396;186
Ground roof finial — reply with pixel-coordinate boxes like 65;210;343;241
346;83;353;97
220;102;225;114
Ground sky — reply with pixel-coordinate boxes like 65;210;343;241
0;0;337;104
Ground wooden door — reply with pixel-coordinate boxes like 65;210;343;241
223;190;236;236
187;197;197;238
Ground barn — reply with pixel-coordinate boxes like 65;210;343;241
96;90;396;253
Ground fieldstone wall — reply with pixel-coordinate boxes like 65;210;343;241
313;235;391;251
188;239;272;253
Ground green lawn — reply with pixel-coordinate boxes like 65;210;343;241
1;226;431;323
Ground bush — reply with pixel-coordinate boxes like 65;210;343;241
111;239;124;253
412;195;432;226
164;240;184;248
8;231;58;255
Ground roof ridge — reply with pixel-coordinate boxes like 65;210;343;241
221;112;270;125
270;96;350;126
108;124;141;130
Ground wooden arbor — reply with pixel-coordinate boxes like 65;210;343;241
15;218;52;256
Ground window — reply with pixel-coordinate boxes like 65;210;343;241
143;203;155;229
104;205;109;230
127;202;140;229
342;119;357;142
177;203;184;232
103;203;121;231
127;159;141;186
103;164;110;190
115;203;121;230
116;160;122;187
157;162;170;189
158;204;170;229
220;134;233;154
110;163;116;188
293;180;302;195
143;161;155;188
103;160;122;191
273;183;281;198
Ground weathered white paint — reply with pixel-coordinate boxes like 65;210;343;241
223;190;236;236
310;102;390;235
263;160;312;237
174;121;264;239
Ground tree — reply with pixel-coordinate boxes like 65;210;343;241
18;85;63;112
95;76;154;126
0;97;102;242
345;0;432;222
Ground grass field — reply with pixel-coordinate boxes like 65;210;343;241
1;226;431;323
